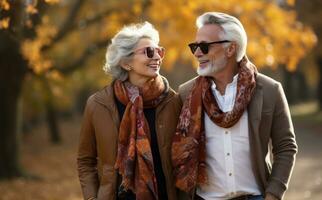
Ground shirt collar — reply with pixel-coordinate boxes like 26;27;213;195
211;73;239;91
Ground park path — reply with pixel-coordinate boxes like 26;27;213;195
0;117;321;199
284;120;322;200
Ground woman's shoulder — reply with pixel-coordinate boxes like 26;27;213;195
85;84;115;109
159;87;182;110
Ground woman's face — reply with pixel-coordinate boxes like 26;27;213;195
124;38;164;85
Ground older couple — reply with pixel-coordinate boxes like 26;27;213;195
77;12;297;200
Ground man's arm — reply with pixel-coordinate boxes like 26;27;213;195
77;96;99;200
265;83;298;199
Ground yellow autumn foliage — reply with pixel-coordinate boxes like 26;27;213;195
44;0;60;4
0;17;9;29
148;0;316;71
26;4;38;14
21;16;57;74
0;0;9;10
3;0;315;77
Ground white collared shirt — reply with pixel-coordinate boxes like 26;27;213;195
196;75;261;200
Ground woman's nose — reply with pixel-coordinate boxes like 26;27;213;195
152;50;161;59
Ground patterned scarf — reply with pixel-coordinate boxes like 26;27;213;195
114;75;169;200
171;57;257;193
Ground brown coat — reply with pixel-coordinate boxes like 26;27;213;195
77;84;182;200
177;73;297;200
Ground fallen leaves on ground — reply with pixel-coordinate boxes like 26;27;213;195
0;117;83;200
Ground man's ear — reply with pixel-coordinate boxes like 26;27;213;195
226;42;237;58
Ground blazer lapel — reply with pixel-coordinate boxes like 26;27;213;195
247;82;267;191
248;83;263;133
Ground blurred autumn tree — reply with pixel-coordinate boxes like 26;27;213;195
0;0;140;179
0;0;316;179
295;0;322;110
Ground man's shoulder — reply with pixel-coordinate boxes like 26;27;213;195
256;73;281;90
177;73;282;101
178;76;199;101
179;76;199;92
256;73;286;104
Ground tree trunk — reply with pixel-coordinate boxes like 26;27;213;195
297;70;309;101
317;57;322;110
46;101;62;144
41;78;61;144
0;32;27;179
282;66;296;104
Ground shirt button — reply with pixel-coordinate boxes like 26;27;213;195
225;130;229;134
229;173;232;176
227;153;230;156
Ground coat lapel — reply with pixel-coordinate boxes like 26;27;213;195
94;85;120;128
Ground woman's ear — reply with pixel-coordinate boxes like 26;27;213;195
120;60;132;71
225;42;237;58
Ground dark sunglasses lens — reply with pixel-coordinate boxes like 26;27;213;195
146;47;154;58
188;43;210;54
199;43;209;54
188;43;197;54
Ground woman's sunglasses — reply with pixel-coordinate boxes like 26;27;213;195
132;46;165;59
188;40;230;54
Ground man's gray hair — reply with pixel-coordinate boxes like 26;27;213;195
103;22;160;80
196;12;247;62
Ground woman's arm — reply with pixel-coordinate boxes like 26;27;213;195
77;96;99;200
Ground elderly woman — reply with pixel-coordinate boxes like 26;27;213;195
77;22;181;200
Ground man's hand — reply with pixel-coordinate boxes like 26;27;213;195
265;193;278;200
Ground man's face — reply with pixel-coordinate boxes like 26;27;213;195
193;24;228;76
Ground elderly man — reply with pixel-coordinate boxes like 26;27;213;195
172;12;297;200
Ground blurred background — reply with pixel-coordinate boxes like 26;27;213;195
0;0;321;199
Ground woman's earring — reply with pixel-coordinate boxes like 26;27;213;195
126;66;132;71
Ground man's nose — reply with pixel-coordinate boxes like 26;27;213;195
194;47;204;58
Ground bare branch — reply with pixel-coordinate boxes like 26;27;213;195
73;7;118;31
47;0;153;75
41;3;122;52
41;0;85;51
54;38;110;75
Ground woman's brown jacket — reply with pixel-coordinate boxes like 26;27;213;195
77;84;182;200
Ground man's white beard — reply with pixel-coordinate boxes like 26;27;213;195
197;55;227;76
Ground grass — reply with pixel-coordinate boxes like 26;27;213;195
290;101;322;124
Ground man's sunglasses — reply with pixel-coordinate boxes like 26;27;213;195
188;40;230;54
132;46;165;59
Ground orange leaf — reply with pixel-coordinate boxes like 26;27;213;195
0;0;10;10
0;17;10;29
26;5;38;14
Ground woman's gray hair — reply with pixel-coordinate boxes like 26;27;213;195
196;12;247;62
103;22;160;80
